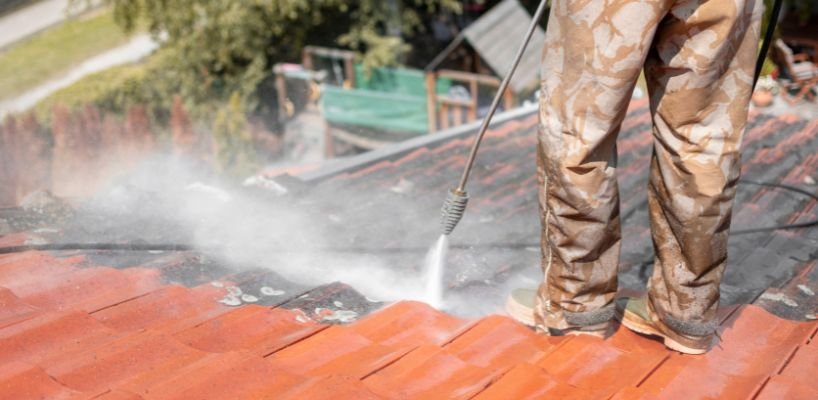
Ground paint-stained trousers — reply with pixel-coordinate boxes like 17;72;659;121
535;0;762;337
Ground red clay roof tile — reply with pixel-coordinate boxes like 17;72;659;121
778;338;818;391
91;284;229;334
348;301;470;347
535;334;668;398
121;352;302;400
91;390;146;400
266;325;408;378
364;344;501;400
0;311;119;367
0;362;86;400
11;267;162;313
46;330;206;393
0;287;40;329
755;375;818;400
443;314;557;369
636;355;767;400
472;363;595;400
175;305;325;356
278;375;384;400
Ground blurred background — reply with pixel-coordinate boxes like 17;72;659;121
0;0;816;205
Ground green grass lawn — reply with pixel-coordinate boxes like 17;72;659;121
0;9;135;101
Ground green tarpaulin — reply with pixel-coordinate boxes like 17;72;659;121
320;65;451;134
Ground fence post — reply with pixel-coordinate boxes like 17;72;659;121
425;72;438;133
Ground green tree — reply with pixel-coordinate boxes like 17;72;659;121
212;92;257;177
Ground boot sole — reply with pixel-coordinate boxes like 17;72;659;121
618;309;707;355
505;295;536;327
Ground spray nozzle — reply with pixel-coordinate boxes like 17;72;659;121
441;188;469;235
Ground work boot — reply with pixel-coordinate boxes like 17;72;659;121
616;297;713;355
506;288;609;338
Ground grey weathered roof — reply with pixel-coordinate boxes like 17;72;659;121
462;0;545;93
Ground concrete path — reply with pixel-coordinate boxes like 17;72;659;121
0;0;99;49
0;33;156;117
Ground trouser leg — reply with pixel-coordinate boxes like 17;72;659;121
644;0;762;337
535;0;670;330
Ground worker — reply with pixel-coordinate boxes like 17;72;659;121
507;0;763;354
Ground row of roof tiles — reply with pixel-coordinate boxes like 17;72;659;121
1;248;817;399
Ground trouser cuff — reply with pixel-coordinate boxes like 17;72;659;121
563;303;615;327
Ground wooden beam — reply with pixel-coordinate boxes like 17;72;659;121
425;72;438;133
436;69;501;87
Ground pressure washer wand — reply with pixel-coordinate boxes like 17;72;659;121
440;0;548;236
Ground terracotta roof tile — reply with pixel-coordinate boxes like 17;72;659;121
0;362;86;400
92;390;146;400
46;330;206;393
91;284;230;334
472;363;595;400
278;375;384;400
363;344;501;399
348;301;470;347
636;355;768;400
778;338;818;391
266;325;409;378
443;315;557;369
176;305;326;355
0;287;39;329
121;352;302;400
756;375;818;400
535;334;668;398
11;267;162;313
0;311;119;367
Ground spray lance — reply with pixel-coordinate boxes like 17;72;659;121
440;0;548;236
440;0;783;236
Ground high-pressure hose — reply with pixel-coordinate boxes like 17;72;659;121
440;0;549;235
441;0;784;236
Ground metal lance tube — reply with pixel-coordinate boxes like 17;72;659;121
440;0;548;236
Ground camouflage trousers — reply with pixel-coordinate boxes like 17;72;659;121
535;0;762;337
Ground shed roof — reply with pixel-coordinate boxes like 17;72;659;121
461;0;544;93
